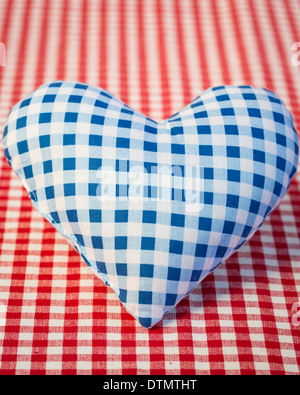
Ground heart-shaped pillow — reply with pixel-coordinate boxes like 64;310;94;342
3;81;299;328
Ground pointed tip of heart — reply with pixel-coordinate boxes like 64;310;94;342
138;316;164;329
138;317;155;329
125;303;169;329
90;265;168;329
135;300;180;328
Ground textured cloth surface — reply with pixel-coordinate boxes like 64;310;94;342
3;81;299;329
0;0;300;374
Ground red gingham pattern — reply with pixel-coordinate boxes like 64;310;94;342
0;0;299;375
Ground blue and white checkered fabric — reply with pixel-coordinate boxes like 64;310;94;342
3;81;299;328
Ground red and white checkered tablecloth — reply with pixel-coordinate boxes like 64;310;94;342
0;0;299;375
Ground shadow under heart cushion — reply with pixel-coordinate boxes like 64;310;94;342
2;81;299;328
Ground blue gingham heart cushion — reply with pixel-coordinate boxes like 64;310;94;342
2;81;299;328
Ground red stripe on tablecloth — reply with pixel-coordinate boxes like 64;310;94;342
283;0;300;41
137;0;150;117
61;247;81;374
34;0;50;89
29;226;56;374
248;235;286;374
119;0;129;104
210;0;232;86
56;0;69;81
155;0;171;117
174;0;193;106
99;0;108;90
247;0;275;89
228;0;252;84
192;0;211;91
78;0;88;84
